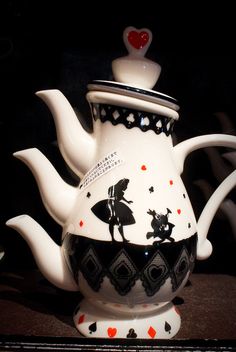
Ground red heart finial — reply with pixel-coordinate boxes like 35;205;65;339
123;26;152;57
128;30;149;50
112;26;161;89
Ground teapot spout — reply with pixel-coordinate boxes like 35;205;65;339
6;215;78;291
197;170;236;260
14;148;77;225
36;89;96;178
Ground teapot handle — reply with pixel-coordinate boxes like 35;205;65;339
173;134;236;260
173;134;236;174
196;170;236;260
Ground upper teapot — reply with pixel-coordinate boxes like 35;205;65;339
6;27;236;339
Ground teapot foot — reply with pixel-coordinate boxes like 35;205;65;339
73;299;181;339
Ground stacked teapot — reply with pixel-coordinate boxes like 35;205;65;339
6;27;236;339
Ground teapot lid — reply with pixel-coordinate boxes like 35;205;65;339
87;80;179;111
87;26;179;116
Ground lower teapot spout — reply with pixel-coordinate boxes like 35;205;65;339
6;215;78;291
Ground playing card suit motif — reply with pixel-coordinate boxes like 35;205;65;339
148;326;156;338
127;328;137;338
78;314;85;324
165;321;171;334
107;327;117;338
89;322;97;334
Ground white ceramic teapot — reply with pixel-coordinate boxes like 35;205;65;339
6;27;236;339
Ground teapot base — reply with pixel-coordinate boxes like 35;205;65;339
73;299;181;339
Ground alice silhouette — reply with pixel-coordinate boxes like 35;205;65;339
91;179;135;242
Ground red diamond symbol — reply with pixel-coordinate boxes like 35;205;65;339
78;314;85;324
148;326;156;338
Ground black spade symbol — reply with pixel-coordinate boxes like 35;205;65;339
89;322;97;334
165;321;171;334
127;328;137;338
116;263;129;277
87;192;91;198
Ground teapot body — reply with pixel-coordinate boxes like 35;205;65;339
61;102;198;324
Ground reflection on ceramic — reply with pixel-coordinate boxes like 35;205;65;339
220;199;236;240
223;151;236;168
195;179;236;240
214;112;235;135
204;147;233;183
0;245;5;262
6;26;236;339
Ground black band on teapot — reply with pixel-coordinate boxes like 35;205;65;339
63;233;197;297
91;103;175;136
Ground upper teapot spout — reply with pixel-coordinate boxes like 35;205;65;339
36;89;96;178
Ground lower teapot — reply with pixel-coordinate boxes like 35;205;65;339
63;232;197;338
5;32;236;338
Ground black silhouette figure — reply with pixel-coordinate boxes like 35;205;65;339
146;208;175;244
91;179;135;242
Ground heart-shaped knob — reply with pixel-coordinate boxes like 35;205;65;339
112;26;161;89
124;26;152;57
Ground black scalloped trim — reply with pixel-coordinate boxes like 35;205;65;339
91;103;175;136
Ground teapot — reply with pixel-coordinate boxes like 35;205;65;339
6;27;236;339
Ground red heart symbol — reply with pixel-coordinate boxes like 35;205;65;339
107;327;117;338
141;165;147;171
128;30;149;49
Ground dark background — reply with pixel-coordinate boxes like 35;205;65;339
0;1;236;275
